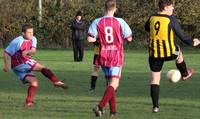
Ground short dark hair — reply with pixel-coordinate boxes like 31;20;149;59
76;11;82;17
158;0;173;11
105;0;116;11
22;24;33;33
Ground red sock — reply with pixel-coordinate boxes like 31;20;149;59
26;86;37;103
41;68;59;83
109;93;116;113
99;86;114;109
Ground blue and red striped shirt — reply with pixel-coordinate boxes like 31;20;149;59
5;36;37;68
88;16;132;67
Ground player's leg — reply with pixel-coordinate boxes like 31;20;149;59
90;65;100;91
94;78;118;117
31;61;68;90
108;77;118;116
150;71;161;113
12;65;38;107
109;92;116;117
149;57;163;113
24;76;38;107
94;77;116;117
175;50;194;80
90;55;100;91
94;67;121;117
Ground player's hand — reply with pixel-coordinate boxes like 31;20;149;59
22;51;29;57
2;64;9;72
193;38;200;46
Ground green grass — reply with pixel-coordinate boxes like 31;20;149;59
0;49;200;119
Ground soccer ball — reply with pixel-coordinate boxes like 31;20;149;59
166;69;181;83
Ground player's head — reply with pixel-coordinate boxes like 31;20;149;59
76;11;82;21
158;0;174;15
22;24;33;40
104;0;117;12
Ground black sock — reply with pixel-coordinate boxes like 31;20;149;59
151;84;159;108
91;76;97;89
176;61;188;77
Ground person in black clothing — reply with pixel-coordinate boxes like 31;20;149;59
71;11;85;62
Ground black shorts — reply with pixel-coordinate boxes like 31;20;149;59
149;54;178;72
93;54;100;66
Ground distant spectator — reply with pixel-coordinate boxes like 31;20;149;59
71;11;85;62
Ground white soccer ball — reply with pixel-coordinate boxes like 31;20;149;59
166;69;181;83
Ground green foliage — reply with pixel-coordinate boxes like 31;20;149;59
0;0;199;48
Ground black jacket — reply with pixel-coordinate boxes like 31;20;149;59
71;19;85;40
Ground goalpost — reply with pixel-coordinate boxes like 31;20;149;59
38;0;42;27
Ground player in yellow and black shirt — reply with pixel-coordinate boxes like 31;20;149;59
89;41;101;91
145;0;200;113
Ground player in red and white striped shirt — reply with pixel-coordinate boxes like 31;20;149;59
88;0;133;117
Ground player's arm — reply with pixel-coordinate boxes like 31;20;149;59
120;18;133;42
23;36;38;57
3;40;18;72
171;16;200;46
145;18;150;32
87;36;96;43
87;19;99;43
3;52;10;72
193;38;200;46
22;48;36;57
126;36;133;42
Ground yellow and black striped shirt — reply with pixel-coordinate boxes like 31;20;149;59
145;13;193;58
94;45;100;55
93;40;100;55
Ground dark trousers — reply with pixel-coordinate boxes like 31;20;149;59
72;39;84;61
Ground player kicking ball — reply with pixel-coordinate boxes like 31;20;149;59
2;24;68;107
88;0;132;117
145;0;200;113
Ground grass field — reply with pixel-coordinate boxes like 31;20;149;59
0;49;200;119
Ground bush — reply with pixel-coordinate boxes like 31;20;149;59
0;0;199;49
